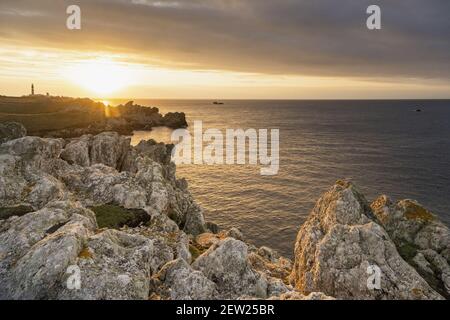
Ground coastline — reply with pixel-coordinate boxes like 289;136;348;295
1;112;449;299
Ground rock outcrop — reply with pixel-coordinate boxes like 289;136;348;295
0;124;291;300
290;180;445;300
0;96;188;138
1;121;448;300
162;112;188;129
371;196;450;298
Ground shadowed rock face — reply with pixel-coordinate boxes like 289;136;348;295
371;196;450;298
290;180;445;300
162;112;188;129
0;122;448;300
0;124;296;300
0;122;26;144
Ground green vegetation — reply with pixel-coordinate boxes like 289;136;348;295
402;200;434;222
89;204;150;229
189;244;205;261
0;205;34;220
398;242;419;262
0;96;106;134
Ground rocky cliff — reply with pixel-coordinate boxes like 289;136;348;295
0;123;448;300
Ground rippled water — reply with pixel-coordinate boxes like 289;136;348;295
122;99;450;257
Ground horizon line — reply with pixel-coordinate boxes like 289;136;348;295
2;94;450;101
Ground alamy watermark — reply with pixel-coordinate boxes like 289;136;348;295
66;5;81;30
65;5;381;31
66;265;81;290
367;5;382;30
367;264;382;290
171;121;280;176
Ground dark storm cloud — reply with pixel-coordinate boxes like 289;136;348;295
0;0;449;79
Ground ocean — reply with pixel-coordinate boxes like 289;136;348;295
113;99;450;258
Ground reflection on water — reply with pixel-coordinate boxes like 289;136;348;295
127;99;450;258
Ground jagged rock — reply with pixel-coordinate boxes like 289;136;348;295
266;277;291;297
153;259;218;300
371;196;450;298
223;227;244;241
0;201;97;299
195;232;221;249
192;238;268;299
2;125;446;301
90;132;130;170
60;132;130;170
183;203;207;235
162;112;188;129
134;139;174;165
60;135;92;166
0;122;26;144
0;137;68;209
290;180;443;300
248;249;292;284
58;229;154;300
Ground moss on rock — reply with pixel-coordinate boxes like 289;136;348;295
398;243;419;263
89;204;150;229
402;200;434;222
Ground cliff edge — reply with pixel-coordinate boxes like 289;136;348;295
0;123;448;300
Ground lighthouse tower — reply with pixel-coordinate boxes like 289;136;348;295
31;84;35;96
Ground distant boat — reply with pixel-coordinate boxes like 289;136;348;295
213;101;224;105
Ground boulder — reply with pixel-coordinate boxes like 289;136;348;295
192;238;268;299
58;229;154;300
89;132;130;170
162;112;188;129
153;258;218;300
134;139;174;165
290;180;443;300
0;201;97;299
60;135;92;166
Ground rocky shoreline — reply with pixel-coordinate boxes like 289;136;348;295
0;122;449;300
0;97;187;138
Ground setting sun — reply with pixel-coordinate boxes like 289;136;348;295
64;59;132;95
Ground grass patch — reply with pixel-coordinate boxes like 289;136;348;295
89;204;150;229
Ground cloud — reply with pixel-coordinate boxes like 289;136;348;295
0;0;449;81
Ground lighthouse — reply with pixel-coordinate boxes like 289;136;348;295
31;84;35;96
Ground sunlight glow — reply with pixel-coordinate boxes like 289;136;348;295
64;59;133;95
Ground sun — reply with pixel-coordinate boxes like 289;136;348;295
64;59;132;95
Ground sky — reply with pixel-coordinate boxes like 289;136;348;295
0;0;449;99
